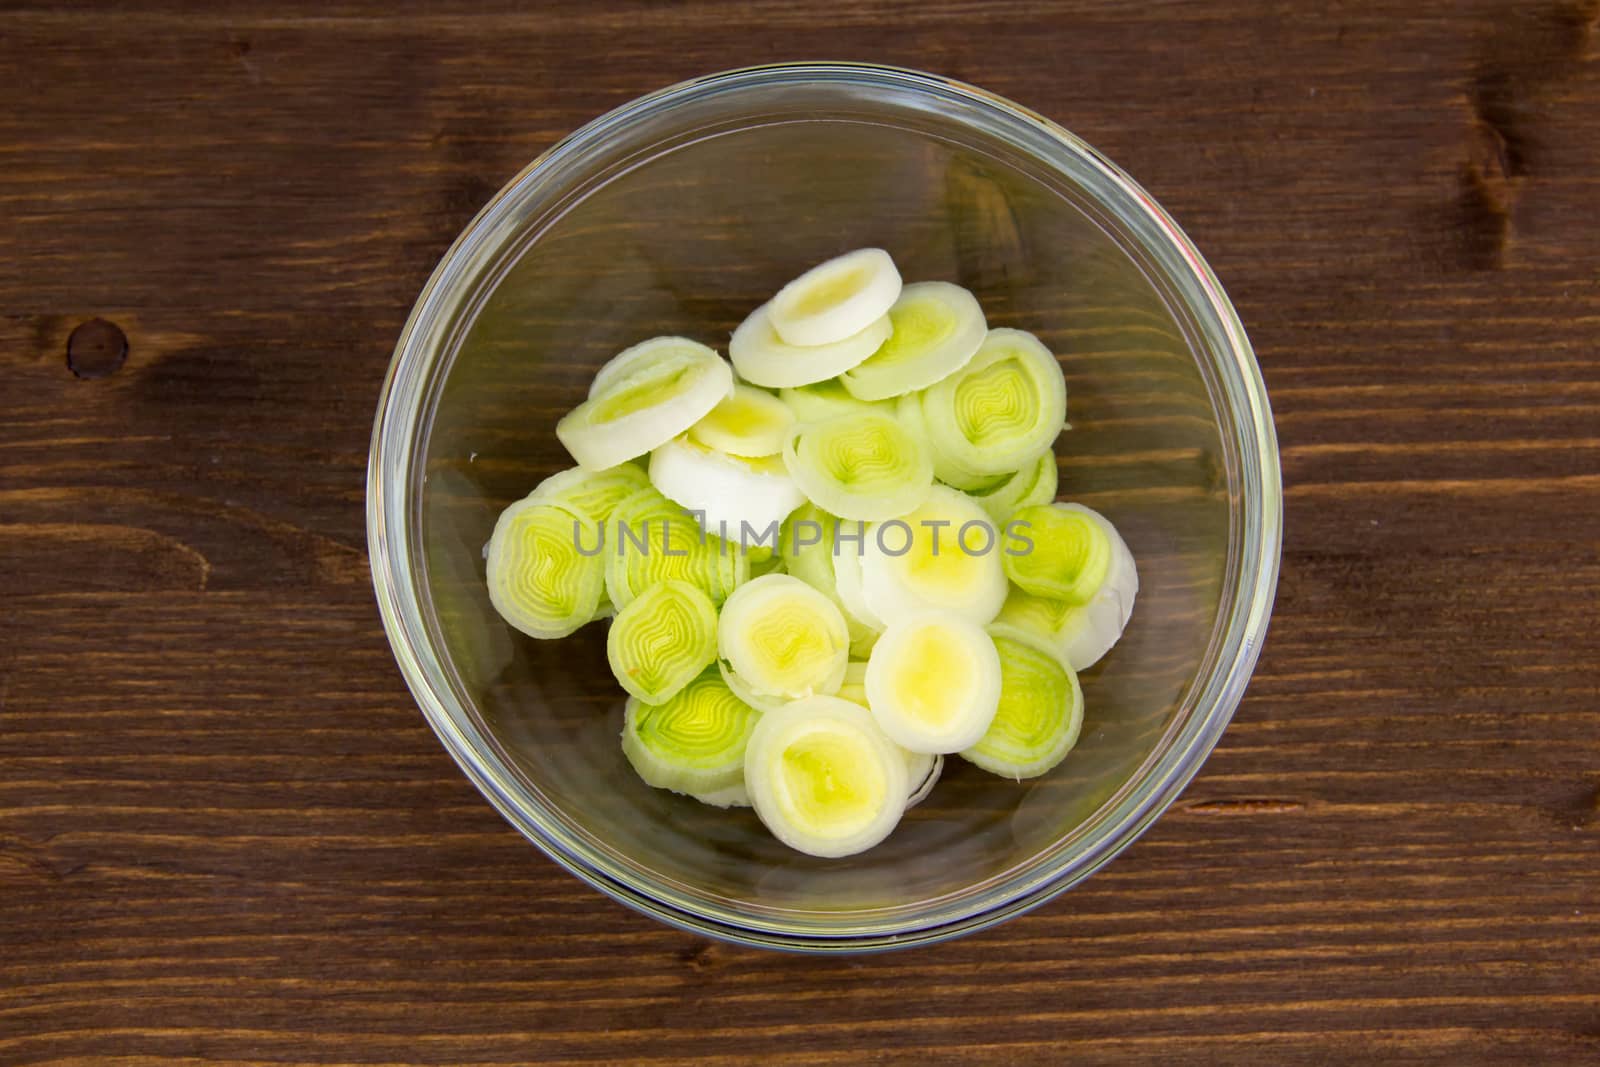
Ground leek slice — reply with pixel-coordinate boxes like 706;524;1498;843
965;450;1059;524
992;506;1138;670
605;487;747;609
688;383;796;457
839;282;987;401
863;611;1002;754
782;411;933;522
744;696;908;857
558;338;733;470
905;751;943;809
485;498;604;639
1003;502;1113;605
528;463;652;524
718;574;849;703
920;327;1066;483
856;484;1008;626
589;335;720;399
622;666;759;796
766;248;903;347
730;303;892;388
606;579;718;705
648;436;805;537
960;631;1083;779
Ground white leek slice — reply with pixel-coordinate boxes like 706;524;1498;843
605;487;747;609
528;463;652;523
830;536;882;632
993;509;1138;670
558;339;733;470
864;611;1002;754
588;335;719;399
687;383;796;457
920;327;1067;483
966;450;1059;524
744;696;908;858
782;411;933;522
839;282;987;401
767;248;903;347
718;574;849;703
730;303;892;388
648;436;805;538
960;631;1083;779
692;782;751;809
779;378;892;422
485;499;604;639
905;750;943;809
857;485;1008;626
1003;502;1114;605
606;579;718;705
622;666;759;796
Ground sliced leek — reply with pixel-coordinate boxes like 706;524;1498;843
648;436;805;536
767;248;903;347
1002;502;1113;605
992;507;1138;670
920;327;1067;484
688;383;796;457
744;696;908;858
606;579;718;705
558;338;733;470
960;632;1083;779
718;574;849;703
965;450;1059;524
782;411;933;522
856;485;1008;626
485;498;604;639
622;666;760;796
528;462;652;524
730;303;892;388
605;487;747;609
779;378;891;423
839;282;987;401
589;335;721;399
863;611;1002;754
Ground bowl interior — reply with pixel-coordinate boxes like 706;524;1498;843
399;70;1250;939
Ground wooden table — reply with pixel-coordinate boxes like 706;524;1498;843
4;2;1598;1062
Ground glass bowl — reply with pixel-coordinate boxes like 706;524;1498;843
367;63;1281;952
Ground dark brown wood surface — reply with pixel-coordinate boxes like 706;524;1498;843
3;1;1598;1063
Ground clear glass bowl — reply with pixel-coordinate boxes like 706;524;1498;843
367;63;1281;951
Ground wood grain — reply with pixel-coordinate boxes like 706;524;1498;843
2;0;1598;1063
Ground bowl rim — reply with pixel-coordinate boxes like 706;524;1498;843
367;61;1283;952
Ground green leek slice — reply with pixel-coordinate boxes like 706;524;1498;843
919;327;1066;484
779;378;892;422
744;696;908;857
528;463;652;524
781;410;933;521
606;579;718;705
485;498;604;639
718;574;849;703
838;282;987;401
960;632;1083;779
622;666;760;796
1002;501;1113;605
604;487;747;609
